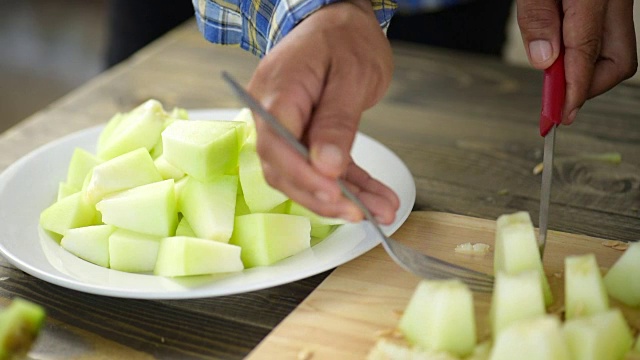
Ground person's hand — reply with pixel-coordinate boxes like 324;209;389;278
246;0;400;224
516;0;637;124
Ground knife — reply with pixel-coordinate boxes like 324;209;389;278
538;50;565;256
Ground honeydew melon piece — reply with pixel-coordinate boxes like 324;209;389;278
97;112;123;152
398;280;476;357
40;192;97;237
170;107;189;119
66;148;101;189
154;155;185;181
311;224;336;239
489;316;571;360
563;309;633;360
108;229;161;273
174;176;189;209
490;270;546;336
175;217;196;237
60;224;115;268
0;298;46;360
85;148;162;204
57;182;79;201
494;212;553;305
604;242;640;307
149;115;188;159
564;253;609;319
154;236;244;277
367;338;460;360
162;120;242;181
233;108;255;144
235;193;251;216
97;99;168;160
178;175;237;242
287;201;347;226
230;213;311;268
238;143;288;213
96;179;178;237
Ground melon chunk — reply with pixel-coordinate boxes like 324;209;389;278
96;179;178;237
66;148;101;189
60;225;115;268
494;211;553;305
562;309;633;360
178;175;237;242
287;201;346;239
0;298;46;360
230;213;310;268
175;217;196;237
238;143;288;213
233;108;256;144
57;182;79;201
604;242;640;307
490;270;546;336
398;279;476;357
97;99;167;160
40;192;97;237
235;193;251;216
154;155;185;181
489;316;570;360
108;229;161;273
564;253;609;319
162;120;242;181
154;236;244;277
85;148;162;204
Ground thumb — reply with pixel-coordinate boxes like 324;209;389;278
516;0;563;70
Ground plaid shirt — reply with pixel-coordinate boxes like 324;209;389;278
192;0;397;57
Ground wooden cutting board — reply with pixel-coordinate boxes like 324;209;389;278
247;211;639;359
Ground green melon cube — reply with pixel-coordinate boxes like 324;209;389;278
97;99;168;160
238;143;288;213
40;192;97;237
489;316;571;360
230;213;310;268
174;176;189;210
60;225;115;268
490;270;546;336
85;148;162;204
235;193;251;216
154;236;244;277
96;179;178;237
233;108;255;145
161;120;242;181
97;112;124;152
565;253;609;319
604;242;640;307
175;217;196;237
0;298;46;360
108;229;161;273
398;280;476;357
178;176;237;242
66;148;101;189
310;224;336;240
287;201;346;240
494;212;553;305
154;155;185;181
563;309;633;360
57;182;79;201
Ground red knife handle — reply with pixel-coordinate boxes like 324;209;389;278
539;50;566;137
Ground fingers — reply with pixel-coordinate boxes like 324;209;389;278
516;0;563;69
343;162;400;225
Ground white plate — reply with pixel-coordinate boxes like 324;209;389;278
0;109;415;299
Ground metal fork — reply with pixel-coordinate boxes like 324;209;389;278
222;72;494;293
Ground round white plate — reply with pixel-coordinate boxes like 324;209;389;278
0;109;415;299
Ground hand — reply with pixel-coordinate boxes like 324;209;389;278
516;0;637;124
246;0;400;224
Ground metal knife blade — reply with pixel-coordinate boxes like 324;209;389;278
538;125;556;255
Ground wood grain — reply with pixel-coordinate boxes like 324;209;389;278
247;211;640;359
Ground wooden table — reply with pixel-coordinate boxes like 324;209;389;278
0;20;638;359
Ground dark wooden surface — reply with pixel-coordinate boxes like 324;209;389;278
0;21;638;359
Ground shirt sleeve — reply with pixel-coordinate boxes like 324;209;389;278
192;0;397;58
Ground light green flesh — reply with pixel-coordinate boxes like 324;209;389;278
230;213;310;268
494;212;553;305
97;112;123;152
238;144;288;213
232;108;256;144
488;316;571;360
179;176;237;242
57;182;79;201
310;224;336;240
604;242;640;307
398;280;477;357
564;253;609;319
97;99;167;160
170;107;189;120
0;298;46;360
175;217;196;237
66;148;101;189
636;334;640;352
97;179;178;237
162;120;241;181
39;192;97;237
490;270;546;336
85;148;162;204
563;309;633;360
108;229;161;273
235;193;251;216
61;225;115;268
154;155;185;181
154;236;244;277
287;201;347;226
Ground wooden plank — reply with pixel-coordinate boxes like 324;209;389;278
247;211;640;359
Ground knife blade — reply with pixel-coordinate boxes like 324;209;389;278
538;50;565;256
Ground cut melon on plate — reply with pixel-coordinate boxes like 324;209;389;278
39;192;97;237
60;224;115;268
108;229;162;273
154;236;244;277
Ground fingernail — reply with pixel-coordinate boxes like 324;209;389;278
529;40;552;64
566;108;579;124
315;144;343;170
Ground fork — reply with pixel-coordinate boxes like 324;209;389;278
222;72;495;293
